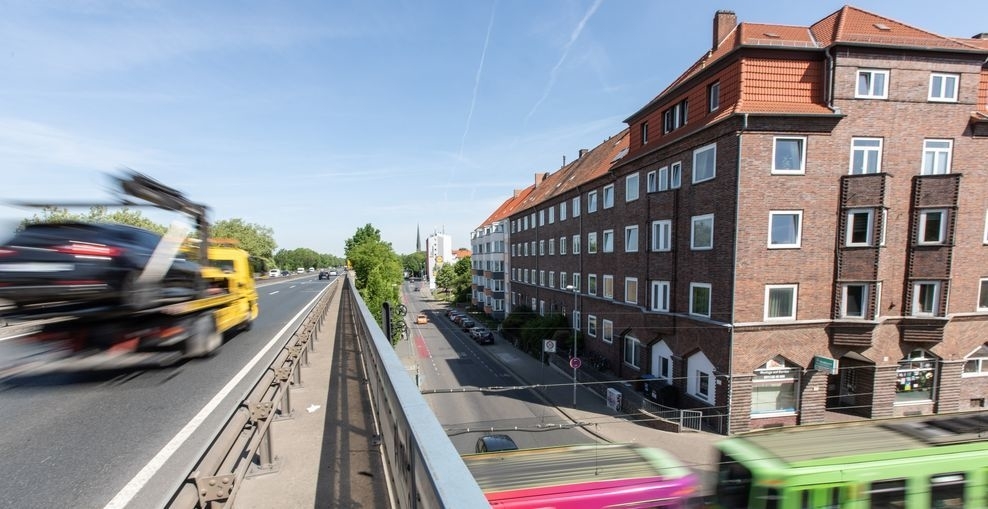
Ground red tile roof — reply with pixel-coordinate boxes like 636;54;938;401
476;186;535;229
632;5;988;121
513;129;630;214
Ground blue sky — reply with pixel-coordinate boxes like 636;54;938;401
2;0;985;255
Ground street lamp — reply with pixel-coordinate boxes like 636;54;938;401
565;284;578;406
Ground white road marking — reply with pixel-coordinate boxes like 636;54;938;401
268;290;280;295
103;284;331;509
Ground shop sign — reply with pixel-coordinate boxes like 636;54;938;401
813;355;839;375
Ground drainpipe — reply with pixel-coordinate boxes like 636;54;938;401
825;47;837;112
726;113;748;435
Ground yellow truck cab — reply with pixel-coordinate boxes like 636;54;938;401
201;244;259;336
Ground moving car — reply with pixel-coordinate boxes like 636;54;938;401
475;434;518;453
0;222;202;311
268;269;280;278
318;270;330;280
415;313;428;324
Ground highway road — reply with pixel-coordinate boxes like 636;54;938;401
398;282;596;454
0;274;338;509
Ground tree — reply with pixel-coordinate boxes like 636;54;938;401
434;263;455;294
401;251;426;278
345;224;403;343
211;218;277;264
344;223;382;261
451;256;472;302
20;206;166;233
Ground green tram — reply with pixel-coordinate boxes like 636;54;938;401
713;411;988;508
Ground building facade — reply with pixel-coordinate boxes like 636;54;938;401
425;232;454;291
504;6;988;434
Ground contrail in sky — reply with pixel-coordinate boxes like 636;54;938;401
525;0;604;125
460;0;497;159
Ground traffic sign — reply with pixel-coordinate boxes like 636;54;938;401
543;339;556;353
569;357;582;369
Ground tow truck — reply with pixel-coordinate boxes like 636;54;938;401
0;171;259;374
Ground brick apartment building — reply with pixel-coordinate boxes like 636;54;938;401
503;6;988;434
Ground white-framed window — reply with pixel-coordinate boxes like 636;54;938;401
856;69;889;99
572;234;581;254
980;278;988;311
690;282;711;318
587;315;597;337
640;121;649;145
588;232;598;254
539;270;545;286
650;281;670;312
572;309;580;331
626;173;639;201
560;272;567;289
850;137;883;175
548;271;555;288
963;344;988;377
602;275;614;299
559;201;567;221
603;184;614;209
896;349;937;403
624;335;641;368
539;240;545;256
918;209;947;245
571;272;580;292
912;281;940;316
772;136;806;174
548;238;555;255
708;81;720;111
588;274;597;296
602;319;614;344
670;161;682;189
625;225;639;252
846;209;874;247
693;143;716;183
652;341;673;383
658;166;669;191
928;73;959;102
559;236;567;255
587;190;598;213
691;214;714;250
842;283;869;319
523;216;528;230
764;284;797;321
768;211;802;248
602;229;614;253
539;300;545;316
646;170;657;193
548;206;555;224
984;210;988;244
687;352;715;404
572;196;581;217
625;277;638;304
663;99;688;133
538;210;544;226
921;139;952;175
652;220;672;252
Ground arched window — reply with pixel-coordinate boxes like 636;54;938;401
895;349;937;403
751;356;800;416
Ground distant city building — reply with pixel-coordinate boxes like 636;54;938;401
425;231;454;291
499;6;988;434
471;185;535;320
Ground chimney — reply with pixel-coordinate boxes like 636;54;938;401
534;172;549;188
713;10;737;51
578;148;588;158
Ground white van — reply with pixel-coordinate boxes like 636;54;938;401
297;267;305;274
268;269;279;278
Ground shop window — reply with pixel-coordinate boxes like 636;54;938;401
751;356;799;416
895;349;937;404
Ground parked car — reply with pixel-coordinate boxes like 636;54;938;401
268;269;280;278
459;319;476;330
281;270;291;277
475;434;518;453
0;222;202;311
470;327;494;344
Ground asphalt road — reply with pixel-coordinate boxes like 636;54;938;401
0;275;337;509
399;282;596;454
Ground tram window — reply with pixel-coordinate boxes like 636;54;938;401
826;487;840;508
715;453;752;509
868;479;906;508
930;473;965;508
758;488;780;509
800;487;841;509
800;490;810;509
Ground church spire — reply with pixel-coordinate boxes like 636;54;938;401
416;224;421;252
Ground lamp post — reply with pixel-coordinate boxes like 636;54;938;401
566;284;578;406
